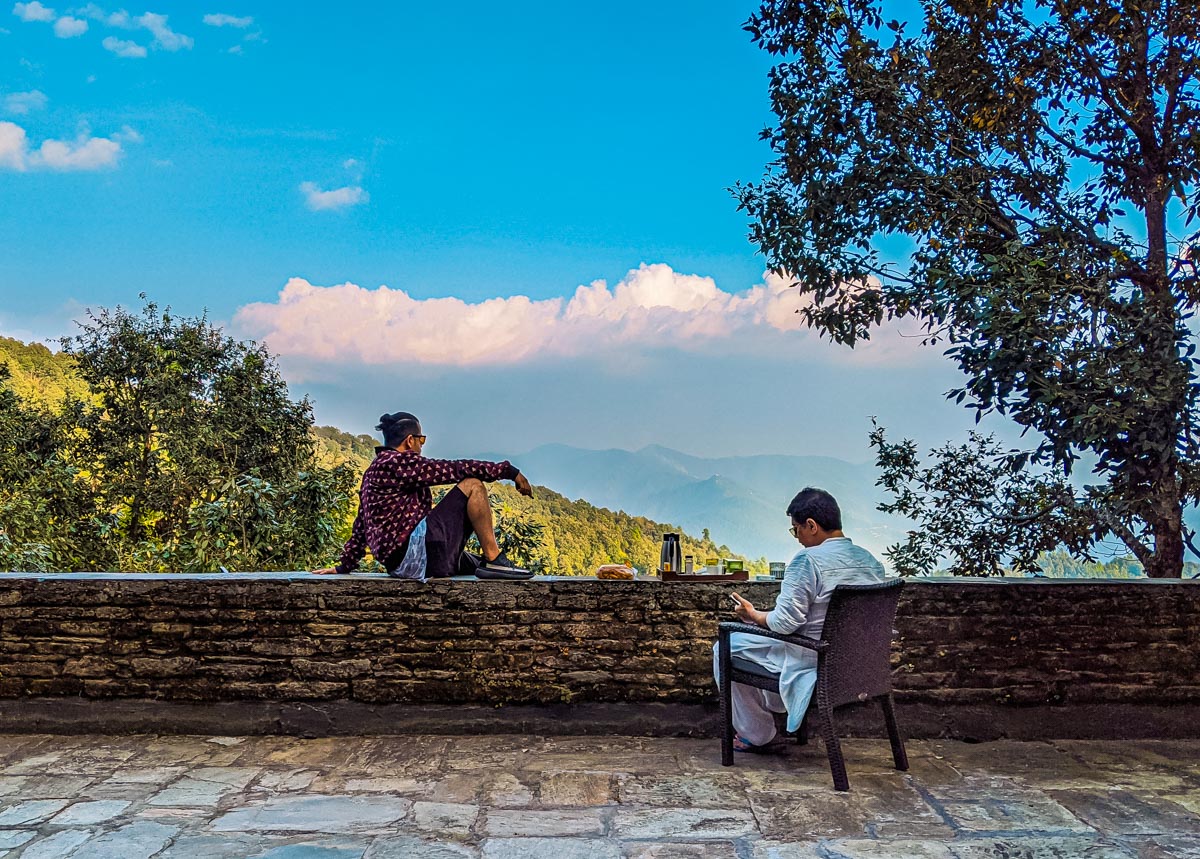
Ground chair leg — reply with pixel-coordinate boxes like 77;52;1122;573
880;694;908;772
795;710;809;746
817;694;849;791
718;636;734;767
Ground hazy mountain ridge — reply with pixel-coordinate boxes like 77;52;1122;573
470;442;903;562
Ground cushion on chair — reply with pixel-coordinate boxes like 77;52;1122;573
731;656;779;681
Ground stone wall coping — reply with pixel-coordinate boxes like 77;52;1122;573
0;571;1198;585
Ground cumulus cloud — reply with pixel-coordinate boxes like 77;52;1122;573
234;264;928;370
76;6;190;51
12;1;54;22
74;3;124;25
299;181;368;211
0;121;27;169
37;132;118;168
102;34;144;57
135;11;190;50
52;13;85;35
0;119;125;170
3;89;47;115
203;12;251;27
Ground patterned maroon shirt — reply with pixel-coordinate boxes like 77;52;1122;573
336;448;518;573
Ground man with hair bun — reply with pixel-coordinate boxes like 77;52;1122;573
715;487;887;752
314;411;535;580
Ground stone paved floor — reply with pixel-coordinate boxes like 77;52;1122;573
2;733;1199;858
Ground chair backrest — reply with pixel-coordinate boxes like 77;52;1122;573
820;579;904;708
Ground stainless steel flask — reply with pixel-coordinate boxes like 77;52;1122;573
660;533;682;573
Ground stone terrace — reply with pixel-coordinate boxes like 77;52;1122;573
3;733;1200;858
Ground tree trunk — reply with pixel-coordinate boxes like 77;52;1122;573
1145;493;1185;578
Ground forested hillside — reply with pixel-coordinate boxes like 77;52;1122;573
0;336;87;408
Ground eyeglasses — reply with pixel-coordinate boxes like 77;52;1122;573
408;434;427;445
789;522;804;537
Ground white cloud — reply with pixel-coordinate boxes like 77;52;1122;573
234;265;930;370
299;181;368;211
203;12;251;27
52;13;85;35
113;124;140;142
135;11;190;50
0;121;28;169
0;119;124;170
12;2;54;22
102;34;144;56
3;89;47;115
73;3;121;24
37;132;119;168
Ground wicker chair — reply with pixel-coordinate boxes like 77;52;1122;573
717;579;908;791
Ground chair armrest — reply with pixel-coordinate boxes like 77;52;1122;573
718;621;826;651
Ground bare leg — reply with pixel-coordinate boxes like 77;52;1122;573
458;478;501;561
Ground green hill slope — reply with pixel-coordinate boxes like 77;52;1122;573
0;336;87;408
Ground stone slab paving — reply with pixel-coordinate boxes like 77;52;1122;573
1;734;1199;857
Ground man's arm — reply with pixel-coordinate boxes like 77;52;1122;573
763;554;818;634
730;592;770;626
726;555;817;629
314;504;367;575
397;455;521;490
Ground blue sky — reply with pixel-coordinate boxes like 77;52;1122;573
0;0;978;462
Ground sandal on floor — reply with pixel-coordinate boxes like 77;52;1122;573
733;734;784;754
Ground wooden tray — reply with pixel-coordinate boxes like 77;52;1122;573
659;568;748;582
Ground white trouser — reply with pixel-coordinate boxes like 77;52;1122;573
712;632;788;747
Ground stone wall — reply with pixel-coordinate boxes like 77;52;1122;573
0;574;1197;738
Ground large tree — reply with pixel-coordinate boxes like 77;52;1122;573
738;0;1200;576
0;299;354;573
58;299;355;572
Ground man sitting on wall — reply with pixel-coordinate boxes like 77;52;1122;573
714;487;887;751
314;411;535;581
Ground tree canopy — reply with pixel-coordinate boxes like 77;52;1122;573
0;300;354;572
738;0;1200;576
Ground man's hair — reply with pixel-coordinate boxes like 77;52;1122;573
786;487;842;531
376;411;421;449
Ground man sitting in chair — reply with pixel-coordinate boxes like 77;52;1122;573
715;487;886;752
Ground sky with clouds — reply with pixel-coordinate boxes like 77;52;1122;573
0;0;983;463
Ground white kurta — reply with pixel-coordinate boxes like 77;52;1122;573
713;536;887;745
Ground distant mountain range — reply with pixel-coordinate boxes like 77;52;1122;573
470;443;905;563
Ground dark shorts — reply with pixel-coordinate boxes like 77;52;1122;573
424;487;478;578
